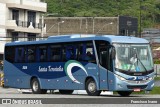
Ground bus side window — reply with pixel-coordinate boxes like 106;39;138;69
39;46;47;62
95;40;110;69
85;47;95;62
15;47;25;63
99;51;107;68
50;45;62;62
27;46;35;62
77;44;84;61
65;45;77;61
5;46;15;63
78;42;96;63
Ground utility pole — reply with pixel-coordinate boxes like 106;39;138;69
139;0;142;38
41;15;44;39
41;13;58;38
58;21;64;35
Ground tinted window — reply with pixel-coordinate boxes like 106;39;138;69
15;47;25;63
50;45;62;62
5;46;15;63
96;40;110;69
27;46;36;62
78;41;96;63
38;45;47;62
65;44;78;61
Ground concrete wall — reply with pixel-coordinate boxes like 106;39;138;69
0;3;6;27
44;17;118;36
0;2;6;48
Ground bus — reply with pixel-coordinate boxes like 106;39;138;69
4;34;155;96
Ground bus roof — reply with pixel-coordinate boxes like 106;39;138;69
5;34;149;46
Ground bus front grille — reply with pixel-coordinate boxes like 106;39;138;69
127;85;147;89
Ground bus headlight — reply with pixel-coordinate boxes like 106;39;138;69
116;75;126;81
148;77;154;81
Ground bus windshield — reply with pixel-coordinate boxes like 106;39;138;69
113;43;153;72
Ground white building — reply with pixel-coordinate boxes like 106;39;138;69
0;0;47;68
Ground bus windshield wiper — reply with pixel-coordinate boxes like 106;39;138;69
136;55;148;73
128;53;147;73
134;48;148;73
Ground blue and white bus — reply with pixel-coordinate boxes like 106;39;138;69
4;34;155;96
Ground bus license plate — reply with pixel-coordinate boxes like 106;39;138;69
134;88;141;92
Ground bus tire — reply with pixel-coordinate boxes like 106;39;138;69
31;78;47;94
117;91;132;97
59;90;74;94
85;78;101;96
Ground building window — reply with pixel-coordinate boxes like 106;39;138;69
28;11;36;28
12;10;19;26
12;32;18;41
28;33;36;41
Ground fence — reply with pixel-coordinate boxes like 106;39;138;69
44;17;118;36
154;64;160;77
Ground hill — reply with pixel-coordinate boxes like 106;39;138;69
46;0;160;29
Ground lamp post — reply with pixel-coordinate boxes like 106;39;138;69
58;21;64;35
96;22;113;34
41;15;44;39
46;20;64;35
139;0;142;38
41;13;58;39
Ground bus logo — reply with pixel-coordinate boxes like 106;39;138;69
64;60;88;84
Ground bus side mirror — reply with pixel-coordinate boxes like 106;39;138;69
111;47;116;59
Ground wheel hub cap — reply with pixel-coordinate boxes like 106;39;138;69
88;82;96;92
33;81;39;91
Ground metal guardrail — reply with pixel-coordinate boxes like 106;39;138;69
15;20;44;29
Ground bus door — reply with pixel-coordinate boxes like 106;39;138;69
95;41;110;90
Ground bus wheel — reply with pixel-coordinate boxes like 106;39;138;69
59;90;74;94
117;91;132;97
85;78;101;96
31;78;47;94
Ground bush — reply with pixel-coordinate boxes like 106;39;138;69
154;59;160;64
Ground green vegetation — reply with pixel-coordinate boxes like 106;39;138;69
46;0;160;29
154;59;160;64
132;87;160;94
113;78;160;95
154;77;160;81
114;87;160;95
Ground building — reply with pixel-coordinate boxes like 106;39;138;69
142;28;160;61
0;0;47;69
142;28;160;43
44;16;138;37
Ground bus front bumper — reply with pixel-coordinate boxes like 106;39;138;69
111;76;154;91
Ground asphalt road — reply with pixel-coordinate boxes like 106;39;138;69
0;87;159;98
0;87;160;107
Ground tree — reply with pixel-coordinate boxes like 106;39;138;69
46;0;160;29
